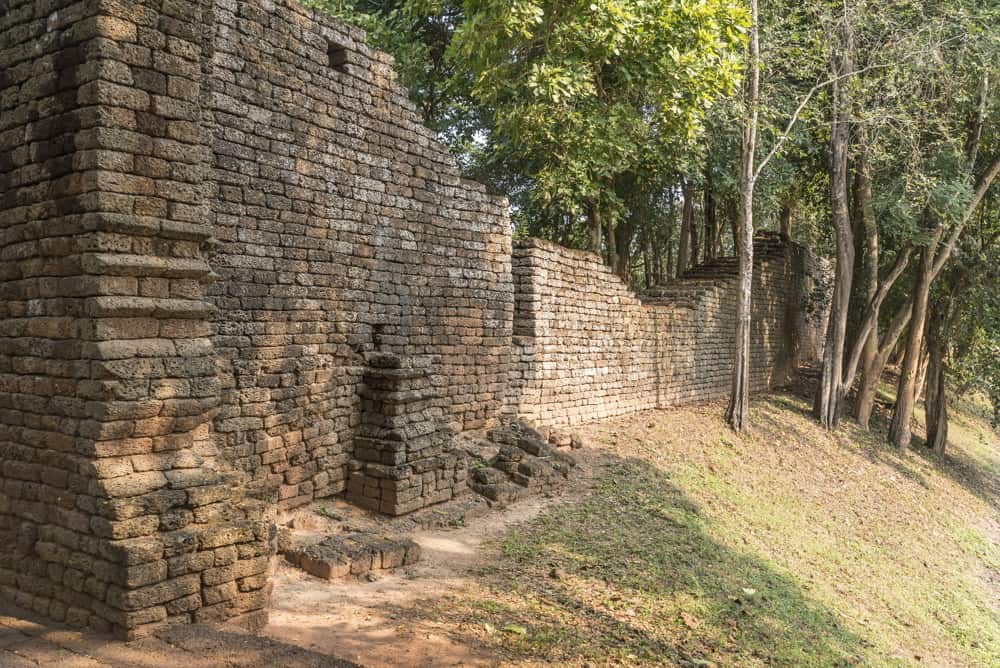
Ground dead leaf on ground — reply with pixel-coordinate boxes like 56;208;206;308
681;611;702;629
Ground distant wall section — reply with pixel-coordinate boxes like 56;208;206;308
509;234;829;426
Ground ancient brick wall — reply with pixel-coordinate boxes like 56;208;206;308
202;0;512;511
509;234;828;426
1;0;512;638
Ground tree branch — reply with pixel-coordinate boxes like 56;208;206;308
930;155;1000;282
753;64;884;182
843;243;913;390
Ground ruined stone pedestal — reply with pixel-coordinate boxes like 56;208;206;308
346;354;466;515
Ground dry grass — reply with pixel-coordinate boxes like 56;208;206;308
412;389;999;667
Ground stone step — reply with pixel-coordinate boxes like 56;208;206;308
281;532;421;580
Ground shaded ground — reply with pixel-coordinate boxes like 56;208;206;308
0;602;358;667
264;389;999;667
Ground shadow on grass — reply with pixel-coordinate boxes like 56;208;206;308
760;393;933;489
390;458;873;667
852;392;1000;515
908;436;1000;515
772;375;999;518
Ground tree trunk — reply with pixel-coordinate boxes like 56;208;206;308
665;196;675;279
677;181;693;275
925;279;962;452
653;235;662;285
608;220;619;271
814;36;855;429
855;158;1000;434
924;346;948;453
729;197;739;258
855;359;881;428
890;336;906;367
704;177;718;261
915;344;929;403
614;220;634;280
726;0;758;433
688;186;700;268
588;202;602;255
857;139;879;401
889;245;934;448
643;233;651;289
779;199;794;240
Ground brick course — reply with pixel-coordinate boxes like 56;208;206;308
202;0;513;512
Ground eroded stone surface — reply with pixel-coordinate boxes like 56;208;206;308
281;533;421;580
508;233;830;426
469;421;577;503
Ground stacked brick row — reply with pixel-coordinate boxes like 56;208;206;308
346;354;465;515
1;0;108;636
201;0;513;511
509;234;829;426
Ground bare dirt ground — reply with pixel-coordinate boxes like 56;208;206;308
262;477;601;667
0;601;359;667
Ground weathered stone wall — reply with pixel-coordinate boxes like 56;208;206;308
202;0;512;511
1;0;512;637
509;234;828;425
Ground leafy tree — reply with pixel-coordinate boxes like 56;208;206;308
448;0;749;257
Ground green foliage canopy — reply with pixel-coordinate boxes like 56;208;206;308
447;0;749;225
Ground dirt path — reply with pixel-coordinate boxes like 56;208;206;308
0;601;360;668
260;488;590;667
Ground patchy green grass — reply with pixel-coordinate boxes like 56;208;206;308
420;390;999;667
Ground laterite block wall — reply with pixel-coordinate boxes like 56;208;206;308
203;0;513;512
509;234;829;425
0;0;275;639
0;0;512;637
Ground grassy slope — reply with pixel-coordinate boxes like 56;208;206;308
422;390;999;667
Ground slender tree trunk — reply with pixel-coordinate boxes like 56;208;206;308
614;221;634;280
855;298;912;427
857;138;879;399
915;344;930;403
643;232;651;289
653;235;662;285
924;343;948;453
688;186;700;268
925;278;963;452
665;195;675;279
608;220;619;271
779;199;794;240
677;181;693;274
890;337;906;366
884;128;1000;442
815;35;855;429
856;155;1000;429
855;359;882;428
728;197;739;257
726;0;759;433
889;245;934;447
704;177;718;261
588;202;602;255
